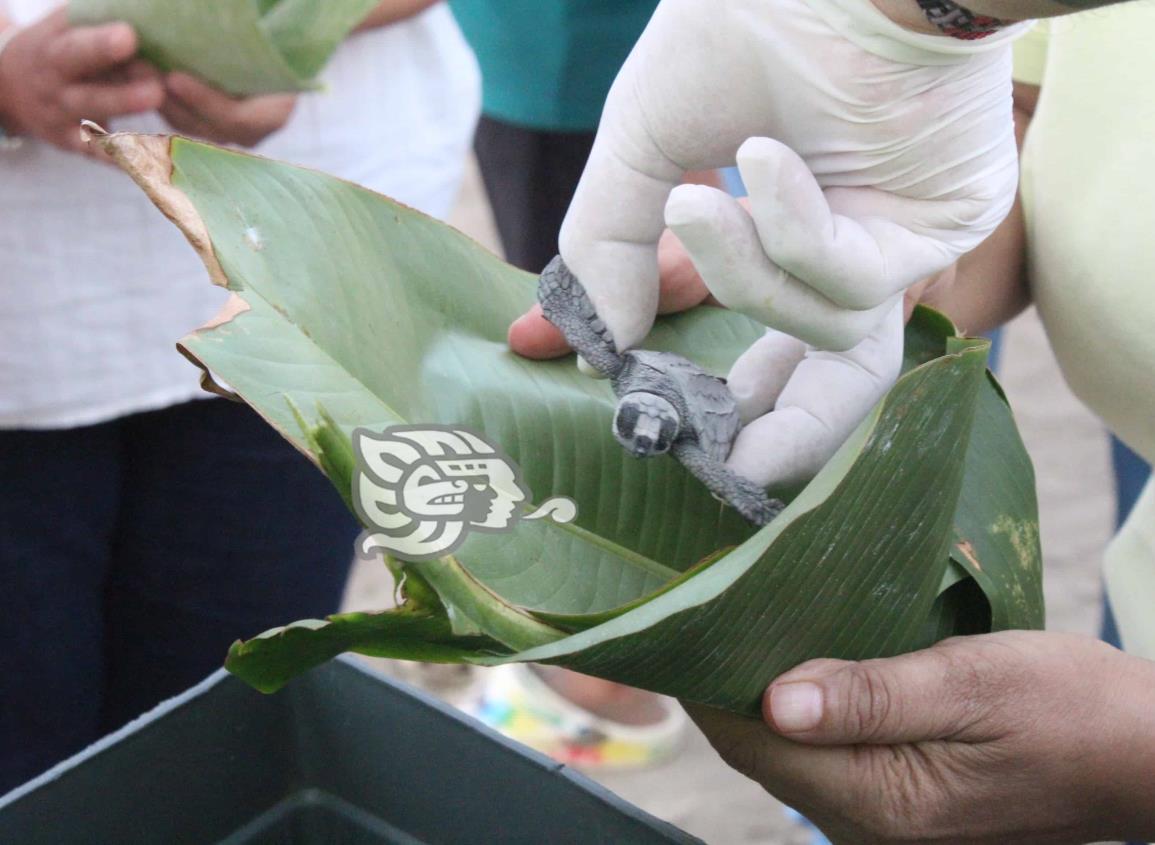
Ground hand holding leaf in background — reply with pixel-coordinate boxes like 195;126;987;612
159;72;296;148
0;8;162;154
69;0;379;96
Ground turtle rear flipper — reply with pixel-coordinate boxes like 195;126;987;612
671;442;784;527
537;256;624;378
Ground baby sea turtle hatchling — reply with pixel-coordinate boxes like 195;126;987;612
538;255;783;526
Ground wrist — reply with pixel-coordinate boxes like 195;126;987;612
1097;653;1155;839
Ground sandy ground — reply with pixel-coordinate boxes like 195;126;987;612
341;159;1119;844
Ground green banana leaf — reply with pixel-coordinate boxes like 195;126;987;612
91;129;1045;716
69;0;378;95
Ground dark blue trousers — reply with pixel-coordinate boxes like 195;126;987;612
0;399;358;794
1102;436;1152;649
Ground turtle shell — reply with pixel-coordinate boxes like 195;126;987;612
614;350;741;463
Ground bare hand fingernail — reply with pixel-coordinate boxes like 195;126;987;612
769;682;823;733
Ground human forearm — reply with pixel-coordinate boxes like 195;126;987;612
357;0;439;30
918;179;1028;335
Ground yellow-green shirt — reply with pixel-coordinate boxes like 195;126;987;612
1015;5;1155;657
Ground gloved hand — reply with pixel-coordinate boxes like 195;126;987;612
512;0;1022;489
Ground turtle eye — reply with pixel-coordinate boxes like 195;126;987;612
614;402;639;438
657;415;679;451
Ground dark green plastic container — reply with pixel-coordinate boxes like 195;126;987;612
0;657;699;844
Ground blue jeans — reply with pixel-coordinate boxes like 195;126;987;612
0;399;358;793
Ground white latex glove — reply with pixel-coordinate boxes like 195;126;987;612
557;0;1021;488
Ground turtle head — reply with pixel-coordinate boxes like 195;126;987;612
613;392;681;458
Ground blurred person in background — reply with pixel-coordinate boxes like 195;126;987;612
450;0;660;276
0;0;478;794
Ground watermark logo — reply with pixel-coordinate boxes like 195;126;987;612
352;425;578;562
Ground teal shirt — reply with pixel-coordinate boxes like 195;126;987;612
449;1;659;132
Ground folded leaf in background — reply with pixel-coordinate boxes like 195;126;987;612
89;128;1045;715
69;0;378;95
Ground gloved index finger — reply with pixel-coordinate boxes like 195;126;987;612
556;54;684;354
725;301;904;489
46;21;138;81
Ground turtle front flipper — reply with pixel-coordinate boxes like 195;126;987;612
537;256;625;378
670;442;784;527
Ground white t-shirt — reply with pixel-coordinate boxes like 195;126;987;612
0;0;480;429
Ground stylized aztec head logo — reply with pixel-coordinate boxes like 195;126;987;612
352;426;578;561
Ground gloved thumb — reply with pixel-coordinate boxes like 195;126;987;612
762;649;984;745
736;136;955;312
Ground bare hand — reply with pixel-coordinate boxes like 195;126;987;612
688;631;1155;844
509;227;714;358
0;8;163;155
159;72;296;148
